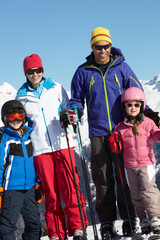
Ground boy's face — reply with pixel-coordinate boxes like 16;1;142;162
8;120;23;130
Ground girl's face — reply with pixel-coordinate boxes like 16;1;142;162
125;101;141;117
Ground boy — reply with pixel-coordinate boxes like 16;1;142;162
0;100;42;240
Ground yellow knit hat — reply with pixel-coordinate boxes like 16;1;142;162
90;27;112;48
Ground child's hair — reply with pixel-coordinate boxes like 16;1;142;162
130;117;140;135
124;108;142;135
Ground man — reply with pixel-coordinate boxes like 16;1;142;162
68;27;143;239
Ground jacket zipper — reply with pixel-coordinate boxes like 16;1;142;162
84;56;121;135
42;107;54;152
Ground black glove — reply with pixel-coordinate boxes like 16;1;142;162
144;108;160;127
60;110;70;128
34;185;44;204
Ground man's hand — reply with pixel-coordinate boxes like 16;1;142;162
68;109;78;125
68;106;82;125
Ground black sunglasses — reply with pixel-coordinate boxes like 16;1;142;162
93;44;111;50
26;68;43;75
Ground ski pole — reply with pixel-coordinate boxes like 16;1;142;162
115;138;133;235
75;123;99;240
64;127;87;240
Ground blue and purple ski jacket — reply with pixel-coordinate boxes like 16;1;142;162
70;47;143;138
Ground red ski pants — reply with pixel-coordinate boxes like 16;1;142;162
34;148;88;239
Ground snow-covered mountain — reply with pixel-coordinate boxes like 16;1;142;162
141;74;160;113
0;74;160;240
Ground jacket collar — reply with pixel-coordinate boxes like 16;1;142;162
83;47;125;68
124;113;144;124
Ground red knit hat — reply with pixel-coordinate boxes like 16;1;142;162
23;54;44;75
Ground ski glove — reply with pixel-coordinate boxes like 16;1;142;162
60;110;70;128
60;107;82;128
34;185;44;204
108;133;120;153
67;106;82;125
0;187;3;210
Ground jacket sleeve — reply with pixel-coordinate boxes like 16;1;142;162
0;135;10;188
121;62;143;90
149;119;160;142
69;68;85;115
59;84;70;112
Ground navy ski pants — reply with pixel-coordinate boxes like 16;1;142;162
0;187;41;240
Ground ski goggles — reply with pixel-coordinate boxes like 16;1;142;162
125;102;141;108
4;113;25;122
26;68;43;75
93;44;111;50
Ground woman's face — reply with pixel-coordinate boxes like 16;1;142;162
26;68;43;89
125;101;141;117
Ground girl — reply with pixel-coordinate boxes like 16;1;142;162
109;87;160;235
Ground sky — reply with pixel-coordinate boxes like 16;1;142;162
1;0;160;92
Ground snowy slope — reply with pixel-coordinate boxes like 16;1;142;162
41;222;123;240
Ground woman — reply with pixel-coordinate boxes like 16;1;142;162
16;54;88;240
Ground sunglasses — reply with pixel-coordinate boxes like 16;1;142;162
93;44;111;50
26;68;43;75
4;113;25;122
125;102;141;108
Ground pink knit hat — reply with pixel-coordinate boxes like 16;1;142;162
23;54;44;75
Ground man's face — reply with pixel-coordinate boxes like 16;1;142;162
92;40;111;64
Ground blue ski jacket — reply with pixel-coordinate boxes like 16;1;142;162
0;126;39;190
70;47;143;138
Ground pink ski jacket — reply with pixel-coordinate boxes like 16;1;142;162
113;115;160;168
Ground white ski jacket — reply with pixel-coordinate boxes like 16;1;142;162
16;78;75;156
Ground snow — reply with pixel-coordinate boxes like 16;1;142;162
0;74;160;239
41;222;123;239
